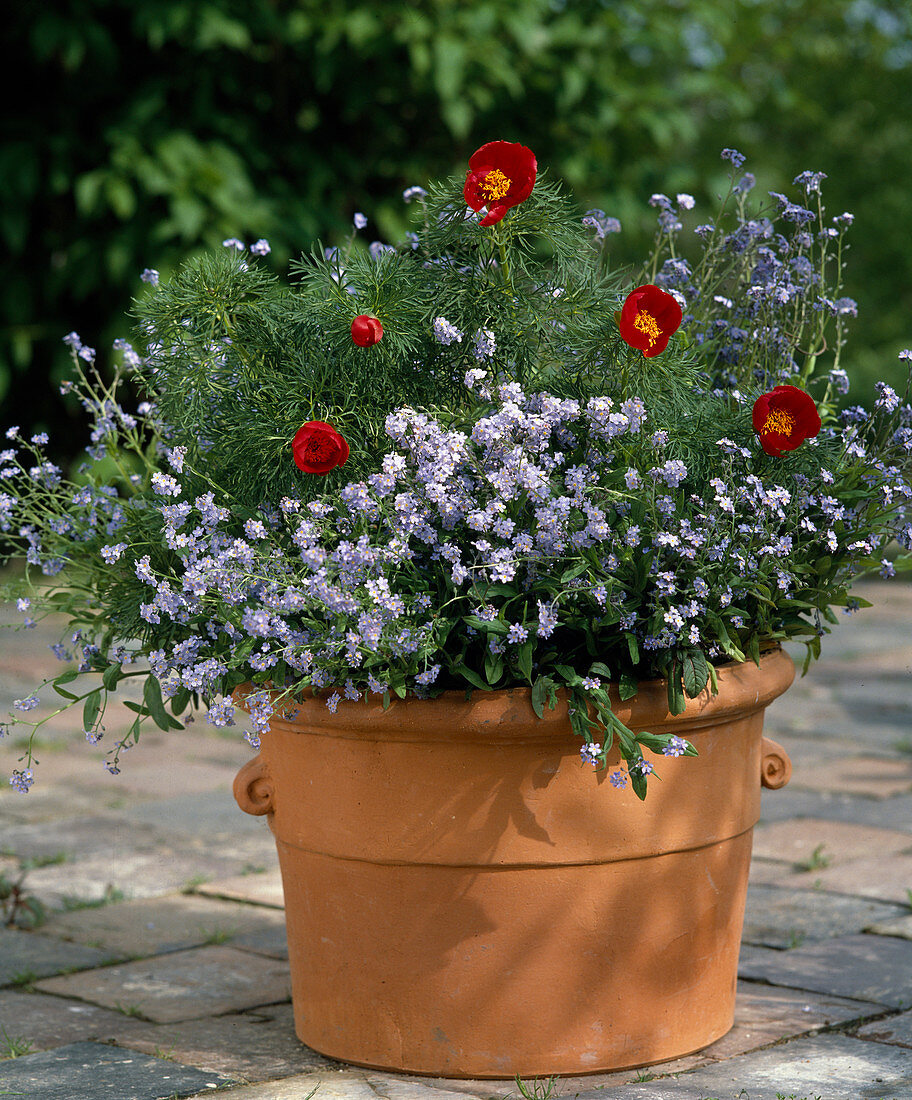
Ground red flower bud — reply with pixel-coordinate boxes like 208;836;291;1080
618;284;683;358
752;385;821;457
292;420;350;475
351;315;383;347
464;141;537;227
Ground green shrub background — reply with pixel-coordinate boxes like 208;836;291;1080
5;0;912;449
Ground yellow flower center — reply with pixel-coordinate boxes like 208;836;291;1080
480;168;512;203
762;408;795;437
634;309;661;347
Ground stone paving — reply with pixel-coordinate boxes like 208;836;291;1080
0;580;911;1099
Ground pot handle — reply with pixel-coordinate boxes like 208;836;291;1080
233;757;275;816
760;736;792;790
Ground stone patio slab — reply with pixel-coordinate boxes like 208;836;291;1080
122;1003;338;1082
0;812;158;864
747;857;798;885
856;1008;912;1048
737;932;912;1007
867;914;912;939
792;852;912;904
38;893;288;958
0;782;111;824
0;1040;233;1099
0;928;114;986
702;980;886;1059
788;754;912;797
194;869;285;908
230;922;289;959
567;1032;912;1099
185;1071;466;1100
13;728;246;800
751;816;912;865
34;944;291;1023
125;788;268;839
759;787;912;832
23;848;247;909
742;882;907;948
0;988;153;1049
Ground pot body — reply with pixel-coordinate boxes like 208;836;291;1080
234;649;794;1078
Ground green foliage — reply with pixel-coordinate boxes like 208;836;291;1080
0;863;46;930
0;1026;34;1060
794;843;832;872
4;0;912;453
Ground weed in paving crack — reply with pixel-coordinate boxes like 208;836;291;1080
0;866;46;930
0;1027;33;1059
794;843;831;872
514;1075;558;1099
60;884;126;911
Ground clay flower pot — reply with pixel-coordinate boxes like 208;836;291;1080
234;648;795;1079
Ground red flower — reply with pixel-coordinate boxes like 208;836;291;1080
351;315;383;347
752;385;821;457
292;421;350;474
618;284;683;358
463;141;537;227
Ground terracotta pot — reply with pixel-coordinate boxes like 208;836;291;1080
234;649;795;1079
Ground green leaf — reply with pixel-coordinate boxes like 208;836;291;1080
143;676;171;731
568;706;590;740
636;731;666;752
517;639;533;683
553;663;580;685
829;593;872;608
83;690;102;731
55;668;80;685
170;686;191;715
453;662;491;691
681;648;709;698
588;661;612;680
475;583;517;598
625;632;639;666
52;684;79;701
123;701;147;716
234;637;257;660
463;615;508;635
667;666;686;716
560;561;588;583
747;633;761;667
801;634;821;675
709;615;745;662
102;663;123;691
619;672;638;700
531;675;558;718
484;652;504;686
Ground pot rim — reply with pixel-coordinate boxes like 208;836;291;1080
234;646;795;743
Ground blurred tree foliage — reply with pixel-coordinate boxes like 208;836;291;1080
4;0;912;448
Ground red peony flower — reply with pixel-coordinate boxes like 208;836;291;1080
463;141;537;227
752;385;821;457
618;284;683;358
351;315;383;347
292;420;350;474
